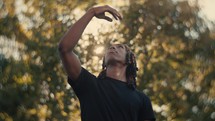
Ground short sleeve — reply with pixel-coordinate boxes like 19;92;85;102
139;95;156;121
68;67;97;98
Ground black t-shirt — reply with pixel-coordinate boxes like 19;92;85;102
68;67;156;121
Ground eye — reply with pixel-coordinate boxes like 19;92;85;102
118;45;124;48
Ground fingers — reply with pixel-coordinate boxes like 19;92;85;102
103;16;113;22
112;9;122;20
93;5;122;21
110;12;118;20
105;5;122;20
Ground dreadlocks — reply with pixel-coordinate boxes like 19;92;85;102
98;44;138;90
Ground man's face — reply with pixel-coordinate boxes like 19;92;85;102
104;44;127;66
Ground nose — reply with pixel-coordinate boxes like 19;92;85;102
109;46;116;50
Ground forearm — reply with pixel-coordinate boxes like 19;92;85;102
58;8;95;53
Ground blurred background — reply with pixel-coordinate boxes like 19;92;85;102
0;0;215;121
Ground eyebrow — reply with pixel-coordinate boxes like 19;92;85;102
105;44;126;51
110;44;124;47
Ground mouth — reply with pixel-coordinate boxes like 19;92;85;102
108;51;118;54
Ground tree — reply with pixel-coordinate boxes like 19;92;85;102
0;0;214;121
119;0;215;120
0;0;102;120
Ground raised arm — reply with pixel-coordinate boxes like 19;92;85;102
58;5;122;80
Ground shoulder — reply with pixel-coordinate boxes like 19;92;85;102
68;67;97;87
79;67;96;77
68;67;98;97
136;90;148;98
135;90;152;103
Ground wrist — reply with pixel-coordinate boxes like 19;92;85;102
87;8;95;17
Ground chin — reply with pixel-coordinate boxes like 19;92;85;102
105;58;123;65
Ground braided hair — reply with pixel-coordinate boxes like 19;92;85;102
98;44;138;90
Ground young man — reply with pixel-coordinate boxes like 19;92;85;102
58;5;155;121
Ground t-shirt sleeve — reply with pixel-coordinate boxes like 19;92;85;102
139;95;156;121
67;67;97;99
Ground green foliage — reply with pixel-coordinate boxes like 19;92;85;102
119;0;215;120
0;0;215;121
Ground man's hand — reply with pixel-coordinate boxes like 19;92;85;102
90;5;122;22
59;5;122;81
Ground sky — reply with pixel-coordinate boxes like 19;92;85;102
199;0;215;21
1;0;215;59
85;0;215;36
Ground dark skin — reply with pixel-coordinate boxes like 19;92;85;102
58;5;150;121
58;5;122;80
104;44;128;83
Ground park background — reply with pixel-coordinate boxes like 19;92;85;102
0;0;215;121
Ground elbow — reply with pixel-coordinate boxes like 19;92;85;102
58;42;63;52
58;36;75;54
58;42;65;54
58;41;72;54
58;41;67;54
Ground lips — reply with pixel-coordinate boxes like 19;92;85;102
108;51;118;54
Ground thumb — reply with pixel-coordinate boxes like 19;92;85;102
103;16;113;22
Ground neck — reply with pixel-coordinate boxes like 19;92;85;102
106;63;127;83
